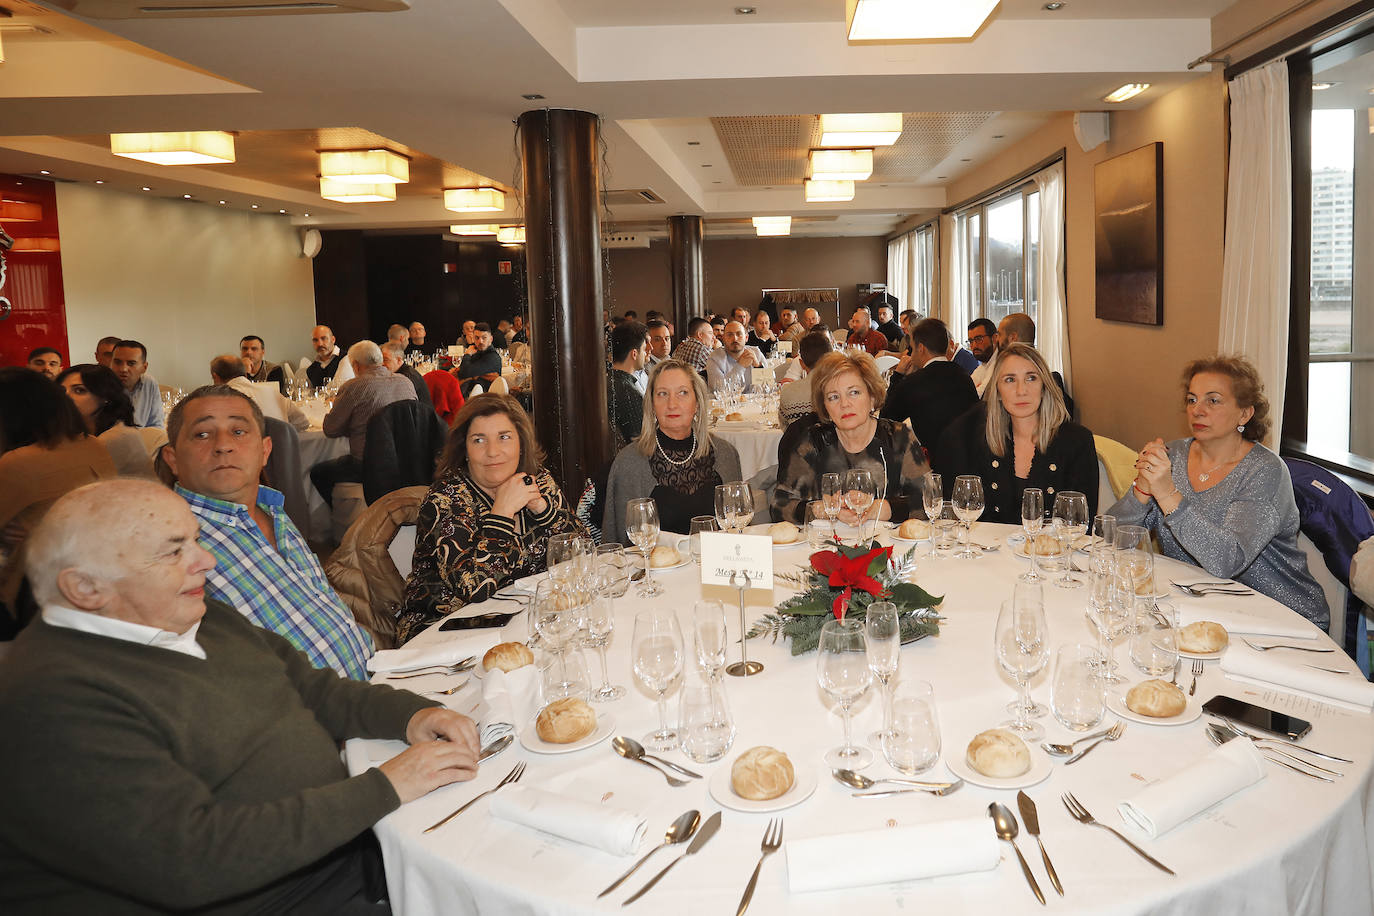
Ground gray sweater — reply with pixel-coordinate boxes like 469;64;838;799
1108;439;1327;627
603;435;742;540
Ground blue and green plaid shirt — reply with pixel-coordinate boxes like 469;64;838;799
176;484;374;679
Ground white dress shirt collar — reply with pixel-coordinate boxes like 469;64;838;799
43;605;207;659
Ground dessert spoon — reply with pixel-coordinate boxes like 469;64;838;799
597;809;699;898
1041;724;1116;757
830;768;961;793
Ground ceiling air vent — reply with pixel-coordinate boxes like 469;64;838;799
602;233;650;249
603;188;665;207
49;0;408;18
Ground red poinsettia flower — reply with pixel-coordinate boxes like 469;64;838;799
810;546;891;619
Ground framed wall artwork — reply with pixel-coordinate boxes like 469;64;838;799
1094;142;1163;325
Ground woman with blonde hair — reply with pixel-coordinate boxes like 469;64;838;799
1110;354;1325;626
772;350;929;524
934;342;1098;522
603;359;742;540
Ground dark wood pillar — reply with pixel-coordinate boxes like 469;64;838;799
519;108;609;499
667;214;705;333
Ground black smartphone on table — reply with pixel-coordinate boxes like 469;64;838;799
1202;695;1314;741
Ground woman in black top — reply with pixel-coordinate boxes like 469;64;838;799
935;343;1097;523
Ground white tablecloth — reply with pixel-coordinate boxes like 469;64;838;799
710;399;782;480
348;523;1374;915
297;426;349;538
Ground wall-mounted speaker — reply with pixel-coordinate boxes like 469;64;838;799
300;228;322;259
1073;112;1110;153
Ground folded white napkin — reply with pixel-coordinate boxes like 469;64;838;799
489;785;647;856
785;817;999;893
1220;644;1374;711
477;665;541;744
1118;737;1266;837
366;632;502;674
1177;602;1317;641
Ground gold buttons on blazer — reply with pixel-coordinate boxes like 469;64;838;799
1047;487;1055;495
991;460;999;468
1049;463;1057;471
991;482;999;490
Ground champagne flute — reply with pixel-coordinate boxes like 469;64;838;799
632;609;684;751
817;619;873;769
625;498;662;597
1020;487;1044;583
713;483;733;533
951;475;985;560
921;473;943;549
692;600;728;680
995;583;1050;739
843;468;876;544
584;589;625;701
820;473;844;525
1095;567;1134;683
1052;491;1089;589
864;602;901;749
728;481;755;533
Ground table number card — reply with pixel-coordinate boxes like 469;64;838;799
751;367;772;389
699;532;773;590
777;340;792;355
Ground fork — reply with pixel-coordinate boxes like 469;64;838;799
1188;658;1203;696
1205;726;1336;782
1064;721;1124;765
1172;582;1253;597
384;657;478;679
1240;638;1335;654
1061;792;1175;875
422;761;526;833
735;819;783;916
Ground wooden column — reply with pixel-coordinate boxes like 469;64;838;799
519;108;609;499
667;214;705;333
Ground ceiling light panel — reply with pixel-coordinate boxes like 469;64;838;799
319;178;396;202
496;226;526;243
1103;83;1150;103
444;187;505;212
809;148;873;181
451;224;499;235
847;0;1000;41
110;131;236;165
752;216;791;236
819;113;902;148
804;179;855;202
318;148;409;184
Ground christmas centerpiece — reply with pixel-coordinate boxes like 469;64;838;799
748;540;943;655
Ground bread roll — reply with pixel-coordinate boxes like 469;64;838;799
731;746;795;800
482;641;534;673
898;518;930;540
1178;621;1228;654
1031;533;1063;557
726;411;745;422
769;521;801;544
535;697;597;744
1125;679;1188;718
965;729;1032;778
649;545;680;568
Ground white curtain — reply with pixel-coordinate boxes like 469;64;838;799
950;212;972;333
913;226;935;318
886;232;911;309
1033;160;1071;388
1219;61;1291;447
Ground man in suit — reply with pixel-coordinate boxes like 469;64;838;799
881;318;978;454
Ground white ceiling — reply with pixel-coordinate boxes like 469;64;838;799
0;0;1237;238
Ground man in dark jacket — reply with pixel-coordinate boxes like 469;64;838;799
607;320;648;445
882;318;977;454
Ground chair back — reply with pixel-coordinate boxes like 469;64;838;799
262;417;313;541
136;425;169;458
509;341;530;363
749;463;778;525
489;376;510;395
773;360;792;382
469;383;485;397
1096;457;1115;517
874;354;900;374
251;382;287;422
1093;434;1138;501
362;399;449;504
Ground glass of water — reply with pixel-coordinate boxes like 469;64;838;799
883;679;942;775
1051;643;1105;731
679;680;735;763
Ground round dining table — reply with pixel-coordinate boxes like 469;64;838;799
347;522;1374;915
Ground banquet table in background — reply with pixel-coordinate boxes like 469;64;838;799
348;523;1374;915
709;398;783;481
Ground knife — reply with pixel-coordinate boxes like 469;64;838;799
622;810;722;905
438;611;520;631
1017;791;1064;896
477;733;513;762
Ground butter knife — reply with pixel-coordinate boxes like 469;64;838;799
622;810;721;905
1016;791;1064;897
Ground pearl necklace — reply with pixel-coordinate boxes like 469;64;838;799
657;431;697;468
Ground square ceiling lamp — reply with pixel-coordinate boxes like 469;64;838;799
809;148;873;181
804;179;855;202
0;199;42;222
846;0;1000;41
819;113;902;147
319;178;396;203
110;131;236;165
451;224;499;235
319;149;409;184
497;226;526;243
445;188;506;212
752;216;791;237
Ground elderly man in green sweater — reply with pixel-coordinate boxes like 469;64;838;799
0;479;481;914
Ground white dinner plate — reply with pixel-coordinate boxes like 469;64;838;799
519;713;616;754
944;742;1053;790
1106;687;1203;726
744;524;809;549
638;538;692;571
1177;646;1226;661
708;760;818;813
1004;533;1085;561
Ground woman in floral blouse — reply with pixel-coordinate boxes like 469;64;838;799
396;393;586;643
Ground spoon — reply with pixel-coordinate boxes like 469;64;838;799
612;736;702;779
989;802;1046;905
611;737;689;786
830;768;962;794
597;809;700;898
1042;725;1115;757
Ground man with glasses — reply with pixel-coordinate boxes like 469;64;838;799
967;317;999;391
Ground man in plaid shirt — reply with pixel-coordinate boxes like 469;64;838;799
163;385;374;679
670;316;717;373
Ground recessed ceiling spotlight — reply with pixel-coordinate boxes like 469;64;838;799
95;179;104;184
39;170;50;175
251;204;259;209
522;93;545;100
735;6;757;14
1312;81;1336;91
219;200;227;204
279;209;287;214
142;186;151;191
304;213;310;217
1043;1;1065;10
183;194;192;199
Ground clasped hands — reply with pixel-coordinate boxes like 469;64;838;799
490;472;548;519
379;707;482;804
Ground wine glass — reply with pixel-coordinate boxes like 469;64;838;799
817;618;873;769
632;609;685;751
1052;491;1089;589
714;481;753;534
843;468;876;544
1092;562;1134;683
995;583;1050;740
584;588;625;702
864;602;901;749
921;473;943;548
625;498;662;597
951;475;985;560
692;600;728;680
820;473;844;525
1020;487;1045;583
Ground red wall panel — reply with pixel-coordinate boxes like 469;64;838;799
0;174;68;369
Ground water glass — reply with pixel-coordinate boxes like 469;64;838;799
1092;514;1118;552
547;532;582;584
1051;644;1105;731
679;681;735;763
594;543;631;598
817;618;873;769
1130;610;1180;678
540;646;590;703
806;500;835;549
1052;491;1088;588
689;516;717;565
883;680;941;775
820;472;844;522
632;609;684;751
584;592;625;702
933;504;960;553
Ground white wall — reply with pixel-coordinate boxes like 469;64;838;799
56;183;317;390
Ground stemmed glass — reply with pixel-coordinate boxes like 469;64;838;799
625;498;662;597
713;481;754;534
692;600;728;681
864;602;901;749
1052;491;1089;588
547;533;583;585
820;473;844;527
1020;487;1045;582
817;618;873;769
843;468;876;544
951;475;985;559
632;609;685;751
584;584;625;702
1094;565;1134;683
995;583;1050;740
921;473;943;548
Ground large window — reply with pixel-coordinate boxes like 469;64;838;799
886;221;936;317
957;185;1042;324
